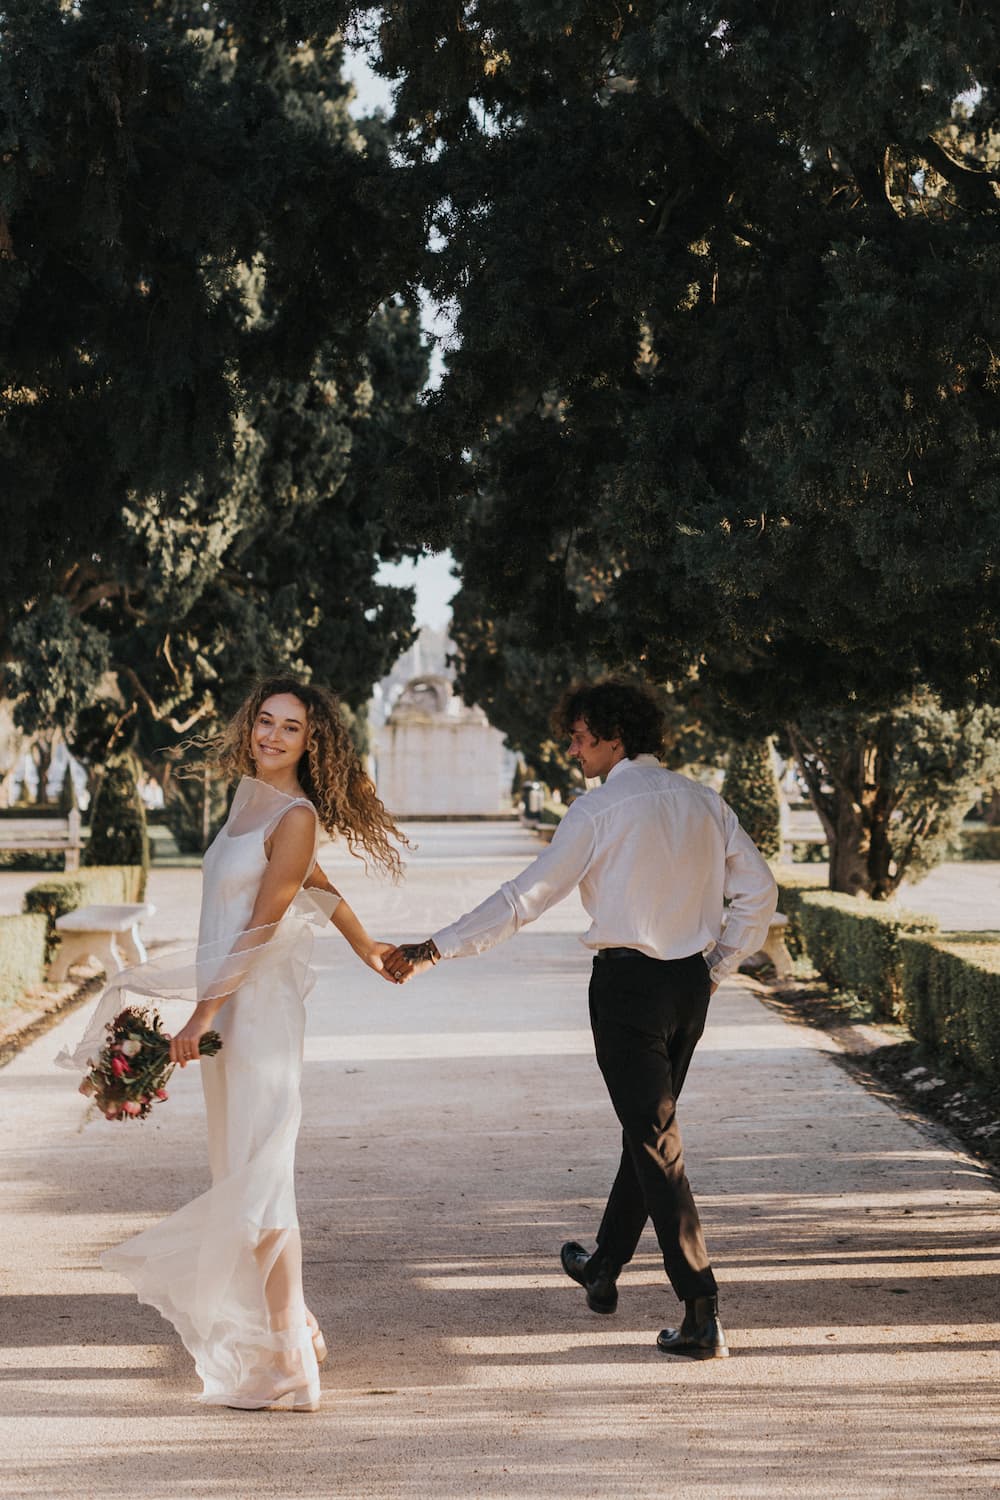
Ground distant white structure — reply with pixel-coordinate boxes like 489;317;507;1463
372;670;511;817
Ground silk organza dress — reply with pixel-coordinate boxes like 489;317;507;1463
59;776;338;1409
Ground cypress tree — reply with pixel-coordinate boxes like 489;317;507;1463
57;765;80;819
84;756;149;890
2;5;426;759
722;741;783;864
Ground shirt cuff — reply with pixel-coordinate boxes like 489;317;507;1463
430;925;459;960
705;943;740;986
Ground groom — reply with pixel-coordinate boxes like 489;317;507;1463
386;679;777;1358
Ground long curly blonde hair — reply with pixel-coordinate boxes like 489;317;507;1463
218;676;408;880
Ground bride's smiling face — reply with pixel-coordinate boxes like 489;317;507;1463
251;693;309;778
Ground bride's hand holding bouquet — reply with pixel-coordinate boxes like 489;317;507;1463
170;1000;224;1068
80;1005;223;1120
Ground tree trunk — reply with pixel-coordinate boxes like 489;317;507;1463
827;792;872;895
31;733;58;806
866;719;897;899
786;725;874;895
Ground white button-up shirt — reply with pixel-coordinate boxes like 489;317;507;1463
432;755;778;983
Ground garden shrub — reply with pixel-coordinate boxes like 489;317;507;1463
957;826;1000;861
771;866;828;959
85;756;149;889
797;891;938;1018
722;739;782;861
0;913;49;1009
900;935;1000;1087
164;773;229;855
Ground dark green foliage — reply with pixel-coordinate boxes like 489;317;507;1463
797;892;939;1019
164;772;230;856
772;867;828;960
722;741;782;862
900;936;1000;1088
376;0;1000;890
1;3;426;761
0;851;64;873
0;913;49;1008
789;693;1000;896
381;0;1000;706
57;766;79;818
956;826;1000;861
84;758;149;888
23;865;146;957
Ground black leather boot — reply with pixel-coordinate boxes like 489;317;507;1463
656;1295;729;1358
560;1241;619;1314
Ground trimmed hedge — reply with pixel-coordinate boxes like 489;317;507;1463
957;826;1000;861
772;866;828;958
23;866;146;959
797;891;939;1018
0;913;49;1009
900;935;1000;1087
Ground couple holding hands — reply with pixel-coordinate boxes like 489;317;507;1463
62;674;776;1411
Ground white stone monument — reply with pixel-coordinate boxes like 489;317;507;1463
373;674;511;817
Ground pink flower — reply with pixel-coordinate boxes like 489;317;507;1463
110;1054;131;1077
155;1088;169;1101
105;1109;121;1121
122;1100;142;1116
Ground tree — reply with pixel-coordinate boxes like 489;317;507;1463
85;754;149;884
380;1;1000;702
373;0;1000;888
2;4;427;762
722;741;782;863
787;693;1000;897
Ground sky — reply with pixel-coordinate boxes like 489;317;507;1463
376;551;459;634
343;48;458;633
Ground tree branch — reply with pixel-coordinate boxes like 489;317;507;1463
920;136;1000;212
841;145;903;226
120;666;212;734
785;721;838;836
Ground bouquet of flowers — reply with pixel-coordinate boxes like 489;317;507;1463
79;1005;222;1121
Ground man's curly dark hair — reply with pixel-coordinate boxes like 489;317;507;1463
552;679;665;759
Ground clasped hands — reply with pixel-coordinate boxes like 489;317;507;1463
380;938;441;985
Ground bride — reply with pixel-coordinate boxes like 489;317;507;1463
60;676;407;1412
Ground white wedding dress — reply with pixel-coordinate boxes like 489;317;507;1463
60;776;336;1409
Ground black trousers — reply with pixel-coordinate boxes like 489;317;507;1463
589;950;718;1303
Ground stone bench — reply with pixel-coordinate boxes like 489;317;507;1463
758;912;794;980
48;903;156;982
0;809;82;871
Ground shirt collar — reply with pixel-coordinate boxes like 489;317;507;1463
606;753;660;783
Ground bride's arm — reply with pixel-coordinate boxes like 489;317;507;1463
169;807;318;1065
305;860;397;983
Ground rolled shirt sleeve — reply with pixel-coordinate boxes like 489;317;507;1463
705;804;779;984
432;804;597;959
